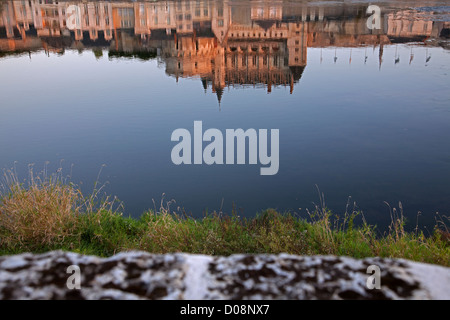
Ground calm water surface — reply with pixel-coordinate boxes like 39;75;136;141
1;0;449;230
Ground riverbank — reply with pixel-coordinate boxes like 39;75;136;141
0;173;448;266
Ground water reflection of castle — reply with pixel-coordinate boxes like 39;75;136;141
1;1;449;99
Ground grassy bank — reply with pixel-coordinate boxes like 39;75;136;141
0;169;448;266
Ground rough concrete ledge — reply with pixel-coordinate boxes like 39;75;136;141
0;251;448;300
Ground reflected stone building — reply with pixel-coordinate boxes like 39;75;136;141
162;1;308;100
1;0;448;98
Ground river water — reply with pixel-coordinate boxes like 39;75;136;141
1;0;449;231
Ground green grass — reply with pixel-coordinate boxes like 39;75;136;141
0;168;448;266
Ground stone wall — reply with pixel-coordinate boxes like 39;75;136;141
0;251;448;300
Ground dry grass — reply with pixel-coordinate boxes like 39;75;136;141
0;166;81;249
0;168;448;266
0;165;119;251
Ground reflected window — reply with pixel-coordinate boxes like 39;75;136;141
270;8;277;18
257;8;263;18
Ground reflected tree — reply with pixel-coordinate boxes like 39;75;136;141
93;48;103;59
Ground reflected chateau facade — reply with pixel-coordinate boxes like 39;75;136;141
1;0;449;99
